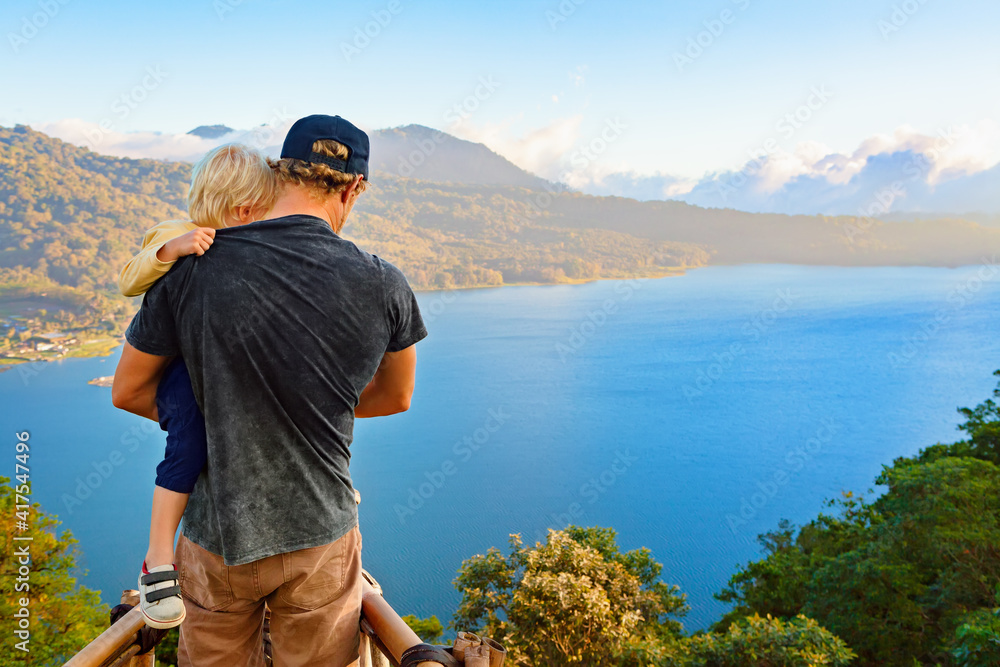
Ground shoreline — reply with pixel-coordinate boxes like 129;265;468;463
1;261;992;375
0;336;122;374
1;270;695;374
411;266;691;294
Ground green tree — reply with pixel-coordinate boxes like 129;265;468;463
951;593;1000;667
453;526;688;666
955;369;1000;464
402;614;445;643
453;526;854;666
686;614;856;666
154;628;179;666
0;477;108;665
716;375;1000;666
910;370;1000;467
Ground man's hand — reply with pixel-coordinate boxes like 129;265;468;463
356;345;417;418
156;227;216;263
111;342;173;421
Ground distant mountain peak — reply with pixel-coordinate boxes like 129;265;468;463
369;125;556;190
383;123;440;136
187;125;234;139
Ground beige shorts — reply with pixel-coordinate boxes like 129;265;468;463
176;525;363;667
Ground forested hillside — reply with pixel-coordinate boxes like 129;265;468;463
531;193;1000;266
0;126;189;321
4;123;1000;347
350;177;707;288
0;125;706;321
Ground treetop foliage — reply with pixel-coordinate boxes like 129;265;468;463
717;372;1000;666
0;477;107;665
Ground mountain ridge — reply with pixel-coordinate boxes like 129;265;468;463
3;124;1000;336
0;125;706;325
31;119;1000;217
369;124;558;190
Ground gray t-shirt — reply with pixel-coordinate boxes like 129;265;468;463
125;214;427;565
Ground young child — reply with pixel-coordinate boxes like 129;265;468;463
119;143;276;628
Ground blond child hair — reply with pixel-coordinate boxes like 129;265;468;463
188;143;277;228
118;143;277;297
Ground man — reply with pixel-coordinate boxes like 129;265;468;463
112;114;427;666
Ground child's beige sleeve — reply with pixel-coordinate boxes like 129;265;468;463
118;220;198;297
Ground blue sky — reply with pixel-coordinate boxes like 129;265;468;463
2;0;999;212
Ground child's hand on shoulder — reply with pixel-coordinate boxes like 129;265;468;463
156;227;216;263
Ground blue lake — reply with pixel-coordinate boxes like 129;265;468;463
3;264;999;630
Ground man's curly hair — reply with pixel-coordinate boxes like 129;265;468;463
268;138;369;196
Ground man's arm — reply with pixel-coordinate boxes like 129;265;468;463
356;345;417;418
111;342;173;421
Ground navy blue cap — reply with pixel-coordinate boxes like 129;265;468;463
280;114;370;182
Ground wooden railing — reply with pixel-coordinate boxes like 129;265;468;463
63;590;152;667
360;572;441;667
62;572;460;667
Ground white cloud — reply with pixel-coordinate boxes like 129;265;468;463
37;119;218;162
578;171;699;201
448;114;585;178
581;121;1000;215
29;115;1000;215
35;117;296;163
